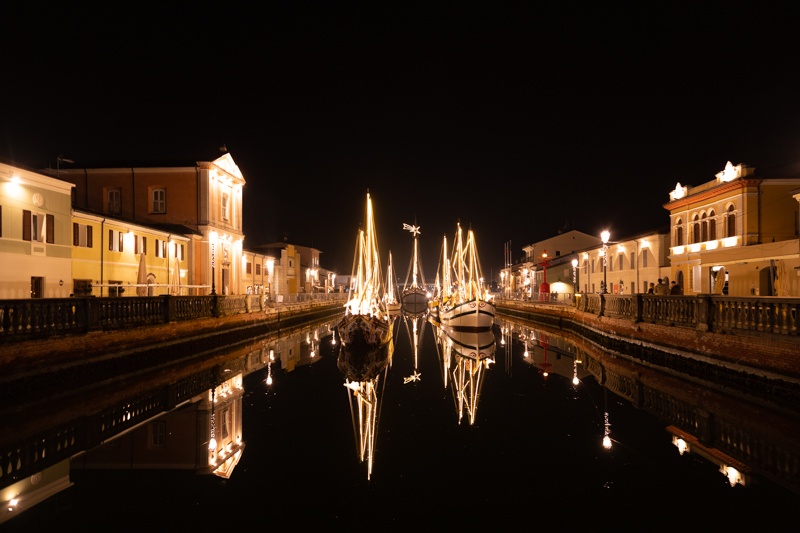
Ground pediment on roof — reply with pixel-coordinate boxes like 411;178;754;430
212;153;244;181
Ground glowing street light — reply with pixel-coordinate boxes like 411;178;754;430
571;258;578;299
601;230;610;294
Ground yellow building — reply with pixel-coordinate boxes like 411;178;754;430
72;209;191;296
665;161;800;297
0;161;74;299
52;153;245;295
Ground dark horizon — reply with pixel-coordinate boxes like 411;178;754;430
4;3;800;277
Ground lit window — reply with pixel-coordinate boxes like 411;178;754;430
151;188;166;213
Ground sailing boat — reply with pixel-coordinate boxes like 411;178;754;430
438;222;496;330
400;222;429;315
384;250;402;315
336;192;394;351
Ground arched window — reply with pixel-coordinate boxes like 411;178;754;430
708;209;717;240
675;218;683;246
692;214;700;243
726;205;736;237
701;212;708;242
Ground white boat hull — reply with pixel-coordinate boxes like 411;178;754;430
439;299;495;330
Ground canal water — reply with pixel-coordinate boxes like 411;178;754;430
4;312;796;529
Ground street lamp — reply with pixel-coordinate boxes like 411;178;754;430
539;250;550;302
209;231;217;295
601;230;610;294
571;258;578;299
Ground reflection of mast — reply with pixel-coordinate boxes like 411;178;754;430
430;317;452;389
338;337;393;480
344;373;386;480
445;328;496;426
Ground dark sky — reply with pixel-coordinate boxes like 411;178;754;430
4;3;800;279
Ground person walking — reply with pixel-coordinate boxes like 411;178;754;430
670;281;682;295
654;278;668;295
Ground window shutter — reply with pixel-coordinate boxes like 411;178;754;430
87;225;93;248
73;223;79;246
23;210;32;241
46;214;55;243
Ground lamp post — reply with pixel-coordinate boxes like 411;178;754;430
267;259;274;301
601;230;610;294
571;258;578;299
539;250;550;302
210;231;217;295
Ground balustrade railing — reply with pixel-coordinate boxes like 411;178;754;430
0;292;348;343
496;293;799;339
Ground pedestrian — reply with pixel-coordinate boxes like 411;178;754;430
653;278;668;295
647;283;655;294
670;281;682;295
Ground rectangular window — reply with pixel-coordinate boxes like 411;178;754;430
108;229;124;252
246;261;252;275
73;279;93;296
179;243;185;260
629;252;635;270
149;421;166;448
221;192;230;221
107;189;121;215
135;235;147;255
618;255;623;271
642;250;649;268
255;263;261;275
155;239;168;258
109;281;124;297
24;211;54;243
151;188;166;214
73;223;94;247
222;408;231;439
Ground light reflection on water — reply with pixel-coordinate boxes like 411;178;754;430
4;312;796;529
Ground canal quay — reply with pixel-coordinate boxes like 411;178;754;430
1;293;798;527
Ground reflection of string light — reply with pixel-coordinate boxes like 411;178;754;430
602;411;612;449
602;389;612;449
209;388;217;452
572;360;580;386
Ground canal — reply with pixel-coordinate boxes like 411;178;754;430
2;311;797;529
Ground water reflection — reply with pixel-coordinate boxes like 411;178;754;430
337;314;398;480
430;321;496;425
3;311;798;529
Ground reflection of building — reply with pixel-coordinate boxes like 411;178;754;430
72;375;245;479
0;161;74;299
665;161;800;297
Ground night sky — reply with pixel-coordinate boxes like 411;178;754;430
4;3;800;279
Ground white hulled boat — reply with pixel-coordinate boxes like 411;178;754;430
438;223;496;330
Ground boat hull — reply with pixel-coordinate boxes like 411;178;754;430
337;313;393;350
439;299;495;330
401;288;428;315
445;328;496;360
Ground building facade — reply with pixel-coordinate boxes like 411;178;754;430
665;161;800;297
52;153;246;295
0;162;74;298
